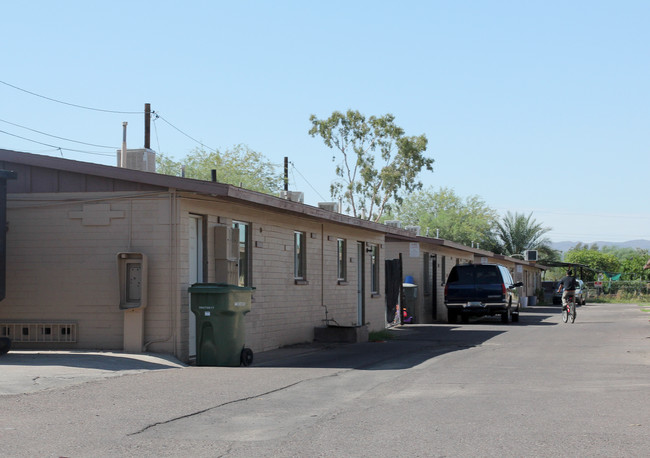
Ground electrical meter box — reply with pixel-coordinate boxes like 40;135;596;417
117;252;148;310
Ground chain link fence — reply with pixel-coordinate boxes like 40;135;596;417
585;281;650;301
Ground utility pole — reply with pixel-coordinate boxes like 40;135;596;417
284;157;289;191
144;103;151;149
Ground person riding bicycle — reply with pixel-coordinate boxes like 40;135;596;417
557;269;577;308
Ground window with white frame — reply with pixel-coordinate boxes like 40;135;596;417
441;256;446;285
370;244;379;294
337;238;346;281
294;231;306;280
233;221;250;287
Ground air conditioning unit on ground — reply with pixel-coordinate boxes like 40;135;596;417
384;220;402;229
279;191;304;203
404;225;421;236
318;202;339;212
524;250;538;261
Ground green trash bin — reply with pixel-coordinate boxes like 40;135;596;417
189;283;254;367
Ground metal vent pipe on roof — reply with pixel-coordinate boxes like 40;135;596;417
121;122;128;168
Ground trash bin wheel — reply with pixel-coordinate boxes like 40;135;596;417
240;347;254;366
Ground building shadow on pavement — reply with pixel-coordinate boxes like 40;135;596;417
255;306;560;371
0;351;184;371
254;324;502;371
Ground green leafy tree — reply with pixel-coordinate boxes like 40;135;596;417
493;211;554;258
600;247;650;280
601;245;639;261
619;250;650;280
564;248;620;281
156;145;283;194
309;110;433;222
387;187;499;248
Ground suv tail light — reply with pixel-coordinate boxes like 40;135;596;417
501;283;507;295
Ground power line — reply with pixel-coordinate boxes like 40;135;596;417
1;80;226;156
0;117;117;149
152;117;162;155
289;162;327;201
0;129;115;157
153;112;218;154
0;79;142;114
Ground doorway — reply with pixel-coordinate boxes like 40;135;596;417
188;214;204;358
385;258;402;324
431;254;438;321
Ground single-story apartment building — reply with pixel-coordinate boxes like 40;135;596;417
0;148;547;361
0;148;423;362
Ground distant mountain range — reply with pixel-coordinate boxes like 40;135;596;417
549;240;650;253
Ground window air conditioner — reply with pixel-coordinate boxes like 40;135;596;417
524;250;538;261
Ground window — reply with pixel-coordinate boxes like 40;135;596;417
423;252;431;295
294;231;306;280
370;244;379;294
233;221;250;287
441;256;446;285
337;238;346;281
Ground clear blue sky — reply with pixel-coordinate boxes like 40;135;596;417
2;1;648;243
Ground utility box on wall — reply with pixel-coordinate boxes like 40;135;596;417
117;252;148;310
117;252;148;353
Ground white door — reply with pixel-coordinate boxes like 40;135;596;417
188;215;204;358
357;242;364;325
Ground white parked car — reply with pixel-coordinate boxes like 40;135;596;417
553;279;587;305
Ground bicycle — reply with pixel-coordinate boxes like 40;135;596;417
561;294;576;323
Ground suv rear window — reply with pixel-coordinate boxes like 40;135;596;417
448;265;502;285
447;266;474;285
476;267;501;283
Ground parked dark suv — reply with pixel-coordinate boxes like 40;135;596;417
444;263;523;324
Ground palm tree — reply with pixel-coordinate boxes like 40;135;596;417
494;211;554;257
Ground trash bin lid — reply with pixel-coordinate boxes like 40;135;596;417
189;283;254;293
403;275;416;287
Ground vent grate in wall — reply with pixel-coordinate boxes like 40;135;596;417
0;322;77;343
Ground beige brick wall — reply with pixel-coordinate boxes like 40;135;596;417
179;198;387;353
3;192;176;353
3;191;389;360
